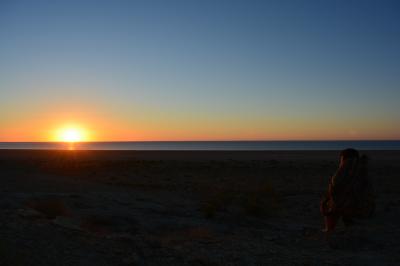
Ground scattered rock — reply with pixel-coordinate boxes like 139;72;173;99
52;216;82;231
18;208;44;219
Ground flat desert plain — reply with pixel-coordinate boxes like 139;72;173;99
1;150;399;265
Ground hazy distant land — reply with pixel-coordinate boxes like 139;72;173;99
1;140;400;150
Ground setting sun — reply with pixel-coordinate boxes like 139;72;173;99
56;127;87;142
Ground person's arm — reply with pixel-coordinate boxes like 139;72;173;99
329;167;348;203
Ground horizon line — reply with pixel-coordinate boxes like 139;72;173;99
1;139;400;143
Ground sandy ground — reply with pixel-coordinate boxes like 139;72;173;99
1;150;400;265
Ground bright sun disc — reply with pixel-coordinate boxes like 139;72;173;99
58;128;86;142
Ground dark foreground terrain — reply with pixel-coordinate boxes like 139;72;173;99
1;150;400;265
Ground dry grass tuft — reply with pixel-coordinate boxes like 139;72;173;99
26;197;70;219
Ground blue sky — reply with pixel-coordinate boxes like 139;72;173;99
1;0;399;141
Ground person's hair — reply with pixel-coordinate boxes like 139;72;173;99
340;148;359;160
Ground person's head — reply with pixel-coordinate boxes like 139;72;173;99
339;148;359;166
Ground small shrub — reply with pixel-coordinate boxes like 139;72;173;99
200;200;218;219
200;181;280;218
80;215;114;235
240;182;280;217
200;188;235;218
0;240;28;266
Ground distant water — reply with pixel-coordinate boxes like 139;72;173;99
0;141;399;150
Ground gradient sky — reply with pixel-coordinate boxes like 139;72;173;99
1;0;400;141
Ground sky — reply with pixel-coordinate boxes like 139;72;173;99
1;0;400;141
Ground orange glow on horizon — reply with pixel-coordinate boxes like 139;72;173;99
0;104;399;142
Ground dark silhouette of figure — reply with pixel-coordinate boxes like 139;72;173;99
320;148;375;232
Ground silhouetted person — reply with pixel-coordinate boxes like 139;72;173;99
321;148;375;233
